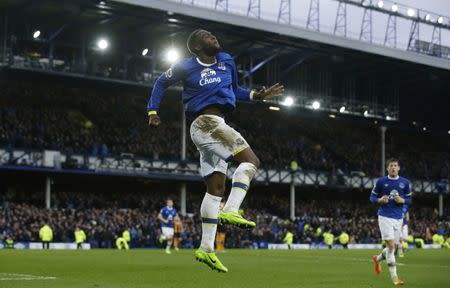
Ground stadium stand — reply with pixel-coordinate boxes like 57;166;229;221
1;185;449;248
0;79;448;180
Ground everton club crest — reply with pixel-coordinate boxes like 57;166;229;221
218;62;226;71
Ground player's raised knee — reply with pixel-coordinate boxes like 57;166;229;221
245;155;260;169
252;156;261;169
238;162;258;179
233;148;260;169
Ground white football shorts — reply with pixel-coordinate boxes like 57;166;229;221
161;227;174;239
190;114;249;177
401;224;408;240
378;215;403;241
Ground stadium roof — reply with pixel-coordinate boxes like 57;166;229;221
1;0;449;129
116;0;450;71
4;0;449;83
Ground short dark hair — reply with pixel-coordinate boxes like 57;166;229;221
386;158;399;167
187;29;203;55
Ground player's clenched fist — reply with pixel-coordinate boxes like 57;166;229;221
393;195;405;204
378;195;389;205
148;114;161;126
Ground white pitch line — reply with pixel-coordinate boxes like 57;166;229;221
0;278;57;281
0;273;57;281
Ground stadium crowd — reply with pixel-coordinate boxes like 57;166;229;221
1;189;448;248
0;80;449;180
0;79;449;248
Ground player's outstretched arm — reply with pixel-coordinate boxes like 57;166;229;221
230;58;284;101
253;83;285;101
147;64;184;126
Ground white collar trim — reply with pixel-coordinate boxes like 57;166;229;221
387;175;399;180
196;57;216;67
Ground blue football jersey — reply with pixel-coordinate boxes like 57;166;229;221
370;176;412;219
147;52;252;117
402;204;409;225
160;206;177;228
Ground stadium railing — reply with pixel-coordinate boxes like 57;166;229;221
0;147;447;194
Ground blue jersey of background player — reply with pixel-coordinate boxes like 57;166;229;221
398;204;410;257
370;167;412;219
370;158;412;285
158;198;177;228
402;205;409;225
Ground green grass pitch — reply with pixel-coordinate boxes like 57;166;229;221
0;249;449;288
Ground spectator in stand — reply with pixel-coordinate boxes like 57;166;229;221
1;188;448;248
0;80;448;180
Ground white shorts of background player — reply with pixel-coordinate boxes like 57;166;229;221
161;227;174;239
378;215;403;242
401;224;408;241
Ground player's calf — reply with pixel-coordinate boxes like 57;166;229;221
221;161;257;228
223;162;257;213
233;147;260;169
